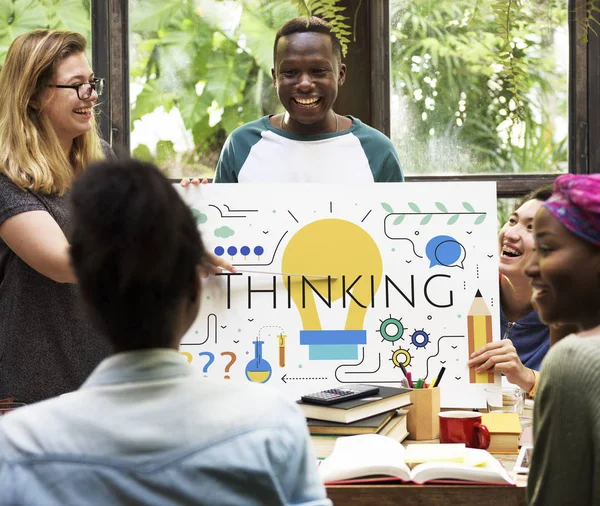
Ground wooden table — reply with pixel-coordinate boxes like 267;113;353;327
326;450;526;506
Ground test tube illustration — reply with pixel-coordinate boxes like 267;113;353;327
278;333;287;367
467;290;494;383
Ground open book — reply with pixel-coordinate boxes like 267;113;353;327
318;434;515;485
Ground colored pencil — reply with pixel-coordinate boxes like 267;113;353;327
467;290;494;384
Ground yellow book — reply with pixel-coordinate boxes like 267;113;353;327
481;413;522;454
403;443;467;466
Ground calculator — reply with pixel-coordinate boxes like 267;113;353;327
300;384;380;405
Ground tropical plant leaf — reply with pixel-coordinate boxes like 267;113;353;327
420;214;433;225
289;0;351;56
381;202;394;213
435;202;448;213
132;143;154;162
462;202;475;212
239;10;282;75
0;0;46;60
575;0;600;42
131;80;176;122
448;214;459;225
204;45;252;108
191;115;214;149
45;0;90;38
129;0;182;33
220;104;245;135
156;140;176;166
474;214;487;225
177;92;213;133
393;215;405;225
408;202;421;213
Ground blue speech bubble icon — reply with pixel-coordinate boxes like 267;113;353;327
426;235;466;269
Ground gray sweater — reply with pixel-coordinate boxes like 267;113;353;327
0;176;113;403
527;333;600;506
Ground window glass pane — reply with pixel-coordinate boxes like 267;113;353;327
129;0;297;178
390;0;568;176
498;197;519;228
0;1;91;65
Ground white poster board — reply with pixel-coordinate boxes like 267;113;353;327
177;182;500;408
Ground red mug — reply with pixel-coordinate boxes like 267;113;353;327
438;411;490;449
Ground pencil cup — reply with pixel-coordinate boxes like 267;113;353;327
406;387;440;440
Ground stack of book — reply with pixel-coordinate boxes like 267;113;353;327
481;412;522;454
297;385;412;458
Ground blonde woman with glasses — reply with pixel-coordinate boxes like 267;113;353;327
0;30;112;404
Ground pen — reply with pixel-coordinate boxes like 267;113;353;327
416;378;424;389
433;366;446;387
406;371;412;388
428;376;438;388
398;360;408;378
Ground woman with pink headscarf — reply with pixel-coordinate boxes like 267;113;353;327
526;174;600;506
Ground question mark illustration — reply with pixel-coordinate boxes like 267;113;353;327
198;351;215;376
180;352;193;363
221;351;237;379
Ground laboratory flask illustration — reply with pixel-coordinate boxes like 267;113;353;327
245;339;272;383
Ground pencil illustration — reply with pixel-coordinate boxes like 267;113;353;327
467;290;494;383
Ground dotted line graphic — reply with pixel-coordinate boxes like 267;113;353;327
285;377;328;381
258;325;284;338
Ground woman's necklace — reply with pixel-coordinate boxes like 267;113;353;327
280;110;339;133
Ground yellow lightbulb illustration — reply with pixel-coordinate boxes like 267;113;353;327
281;218;383;331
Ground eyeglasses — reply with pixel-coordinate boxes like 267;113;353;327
46;77;105;100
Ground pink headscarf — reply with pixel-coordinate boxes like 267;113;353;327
543;174;600;247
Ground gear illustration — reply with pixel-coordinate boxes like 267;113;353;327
391;348;412;368
377;315;405;343
410;329;430;348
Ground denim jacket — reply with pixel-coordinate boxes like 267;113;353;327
500;304;550;371
0;349;331;506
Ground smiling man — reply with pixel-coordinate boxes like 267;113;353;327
213;16;404;183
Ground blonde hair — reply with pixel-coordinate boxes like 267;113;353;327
0;30;104;195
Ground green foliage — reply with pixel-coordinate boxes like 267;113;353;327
128;0;354;175
45;0;90;34
156;140;177;165
0;0;89;64
576;0;600;42
0;0;581;180
493;0;527;121
390;0;570;175
290;0;351;55
129;0;298;173
132;143;154;162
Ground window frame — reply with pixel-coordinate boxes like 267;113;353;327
92;0;129;151
94;0;598;194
